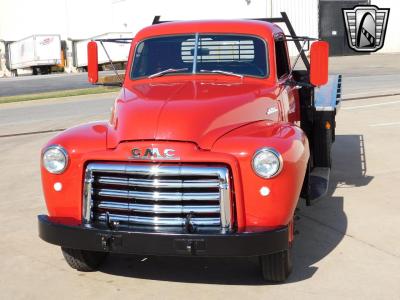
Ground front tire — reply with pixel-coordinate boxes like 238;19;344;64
260;249;292;283
61;247;108;272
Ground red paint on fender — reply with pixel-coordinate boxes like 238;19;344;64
213;121;309;231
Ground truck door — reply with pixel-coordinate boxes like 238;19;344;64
275;37;299;124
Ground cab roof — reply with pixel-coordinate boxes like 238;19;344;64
134;19;284;41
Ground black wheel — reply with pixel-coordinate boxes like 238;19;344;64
40;66;51;74
260;249;293;283
61;247;108;272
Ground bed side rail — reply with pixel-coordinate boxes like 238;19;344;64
314;75;342;112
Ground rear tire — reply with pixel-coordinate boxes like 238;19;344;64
260;249;293;283
61;247;108;272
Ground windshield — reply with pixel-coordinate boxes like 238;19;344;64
130;34;268;79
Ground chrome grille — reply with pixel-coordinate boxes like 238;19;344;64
83;163;232;232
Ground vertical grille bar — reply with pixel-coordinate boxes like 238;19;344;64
82;167;93;225
218;168;232;233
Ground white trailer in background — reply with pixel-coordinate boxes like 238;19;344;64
74;32;132;71
0;40;7;77
8;34;62;76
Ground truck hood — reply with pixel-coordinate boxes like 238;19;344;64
107;79;280;150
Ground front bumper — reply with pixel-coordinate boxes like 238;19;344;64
38;215;289;257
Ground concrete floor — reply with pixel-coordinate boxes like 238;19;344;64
1;70;400;298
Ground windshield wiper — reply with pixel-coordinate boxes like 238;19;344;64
148;68;188;78
199;69;243;79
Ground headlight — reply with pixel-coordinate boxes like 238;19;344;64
42;145;68;174
252;147;283;178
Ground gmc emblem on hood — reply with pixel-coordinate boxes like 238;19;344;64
130;148;179;160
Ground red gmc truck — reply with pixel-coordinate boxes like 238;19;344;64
38;14;341;282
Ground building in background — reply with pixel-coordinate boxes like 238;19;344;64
0;0;398;76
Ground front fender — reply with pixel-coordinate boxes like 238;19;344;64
40;122;108;225
212;121;309;231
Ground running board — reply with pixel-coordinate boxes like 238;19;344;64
306;167;330;206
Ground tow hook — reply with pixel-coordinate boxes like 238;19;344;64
185;212;197;233
105;212;119;230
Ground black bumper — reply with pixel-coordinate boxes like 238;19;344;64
38;215;289;257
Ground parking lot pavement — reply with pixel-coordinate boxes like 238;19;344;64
0;92;400;299
0;71;114;97
0;73;93;97
329;53;400;100
0;92;116;136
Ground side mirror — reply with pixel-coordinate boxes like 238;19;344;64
87;41;98;84
309;41;329;86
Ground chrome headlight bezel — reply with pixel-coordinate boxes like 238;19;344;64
42;145;69;174
251;147;283;179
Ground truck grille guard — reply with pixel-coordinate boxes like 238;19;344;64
82;163;232;233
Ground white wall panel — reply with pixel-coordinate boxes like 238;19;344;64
0;0;68;40
0;0;268;40
0;0;114;40
371;0;400;53
269;0;319;58
111;0;268;36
